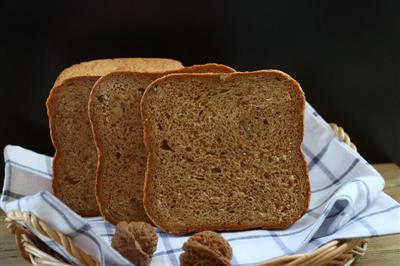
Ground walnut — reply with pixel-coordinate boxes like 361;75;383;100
180;231;232;266
111;221;158;266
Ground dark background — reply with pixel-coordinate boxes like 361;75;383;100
1;1;399;186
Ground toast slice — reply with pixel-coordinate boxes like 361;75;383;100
89;64;235;224
141;70;310;235
46;58;183;216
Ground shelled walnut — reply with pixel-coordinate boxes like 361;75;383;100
180;231;232;266
111;221;158;266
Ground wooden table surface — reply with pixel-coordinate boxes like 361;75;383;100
0;163;399;266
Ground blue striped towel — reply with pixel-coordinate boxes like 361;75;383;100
1;103;399;266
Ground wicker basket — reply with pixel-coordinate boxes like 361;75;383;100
4;123;368;266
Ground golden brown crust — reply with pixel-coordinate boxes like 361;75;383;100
140;70;310;235
54;58;183;87
172;63;235;74
89;64;235;224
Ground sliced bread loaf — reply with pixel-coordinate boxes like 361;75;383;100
46;58;183;216
141;70;310;235
89;63;235;224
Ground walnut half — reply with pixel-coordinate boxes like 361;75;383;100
111;221;158;266
180;231;232;266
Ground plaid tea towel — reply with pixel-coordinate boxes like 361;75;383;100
1;103;399;266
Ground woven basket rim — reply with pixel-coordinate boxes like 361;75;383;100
4;123;368;266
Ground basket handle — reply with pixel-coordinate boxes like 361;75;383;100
330;123;357;151
5;209;99;266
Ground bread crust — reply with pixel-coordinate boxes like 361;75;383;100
89;63;235;224
54;58;183;87
140;70;310;235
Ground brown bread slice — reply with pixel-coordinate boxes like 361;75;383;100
141;70;310;235
89;63;235;223
46;58;183;216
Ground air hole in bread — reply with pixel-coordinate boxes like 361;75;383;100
211;167;221;173
194;176;204;181
160;139;173;151
65;176;79;185
116;152;121;159
199;101;207;107
96;95;105;103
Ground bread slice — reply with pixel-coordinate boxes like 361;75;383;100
89;64;235;224
46;58;183;216
141;70;310;235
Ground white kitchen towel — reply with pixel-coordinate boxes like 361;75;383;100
2;103;399;266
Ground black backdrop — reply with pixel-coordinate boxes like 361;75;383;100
1;1;399;186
